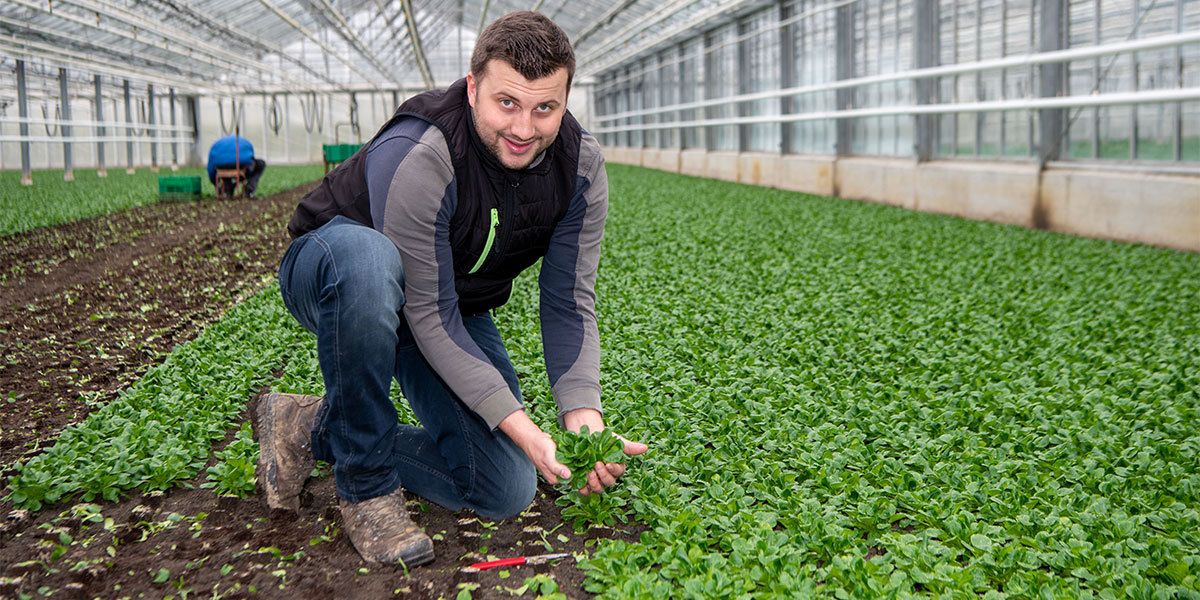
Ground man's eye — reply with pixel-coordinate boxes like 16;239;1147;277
500;99;515;108
536;104;552;113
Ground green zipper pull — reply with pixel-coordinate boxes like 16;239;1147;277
468;207;500;274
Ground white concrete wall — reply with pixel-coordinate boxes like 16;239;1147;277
779;155;836;196
738;153;781;188
705;152;740;183
915;161;1040;227
679;149;707;178
836;158;916;210
1040;170;1200;251
601;145;1200;252
642;149;681;173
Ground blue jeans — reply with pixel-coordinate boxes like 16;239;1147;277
278;215;536;519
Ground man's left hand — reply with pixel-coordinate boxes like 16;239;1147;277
561;408;649;496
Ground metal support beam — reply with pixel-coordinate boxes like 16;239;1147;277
60;68;75;181
256;0;384;86
477;0;493;37
1038;0;1066;165
124;80;135;173
1131;0;1140;160
262;94;269;158
147;0;348;91
835;2;855;156
0;35;198;92
1175;0;1184;161
170;88;178;167
580;0;748;76
401;0;436;89
1092;0;1101;158
149;85;159;170
704;35;717;152
17;60;32;186
95;75;107;177
913;0;939;161
310;0;401;84
974;0;984;156
188;96;202;167
283;94;291;164
572;0;640;49
737;19;751;153
779;0;795;154
11;0;276;88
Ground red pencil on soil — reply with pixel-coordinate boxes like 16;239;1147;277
461;552;572;573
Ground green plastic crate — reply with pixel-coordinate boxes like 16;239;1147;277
322;143;362;164
158;175;203;200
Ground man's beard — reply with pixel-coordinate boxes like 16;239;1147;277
473;113;548;170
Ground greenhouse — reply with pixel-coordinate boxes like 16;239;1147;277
0;0;1197;597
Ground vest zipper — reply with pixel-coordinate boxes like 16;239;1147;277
468;207;499;274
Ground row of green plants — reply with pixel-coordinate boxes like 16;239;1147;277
7;163;1199;596
0;165;324;236
501;165;1200;597
5;278;311;510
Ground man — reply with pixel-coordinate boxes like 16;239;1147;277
206;134;266;198
259;11;647;567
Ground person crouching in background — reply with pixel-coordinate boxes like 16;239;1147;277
207;134;267;198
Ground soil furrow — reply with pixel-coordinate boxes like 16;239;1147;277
0;185;631;598
0;190;305;468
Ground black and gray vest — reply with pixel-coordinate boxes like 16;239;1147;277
288;78;584;313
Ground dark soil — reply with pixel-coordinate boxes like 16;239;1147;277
0;192;301;469
0;188;643;598
0;397;642;599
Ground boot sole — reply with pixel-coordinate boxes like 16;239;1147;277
398;542;436;569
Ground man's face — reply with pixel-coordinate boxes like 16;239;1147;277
467;60;569;170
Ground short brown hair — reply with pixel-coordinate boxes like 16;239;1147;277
470;11;575;89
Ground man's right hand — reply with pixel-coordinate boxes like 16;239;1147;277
498;410;571;485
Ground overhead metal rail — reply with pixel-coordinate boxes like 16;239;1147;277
593;29;1200;124
586;0;858;91
1;0;704;98
572;0;641;49
254;0;385;86
579;0;775;76
0;117;193;132
3;0;356;95
6;0;266;85
591;87;1200;134
308;0;402;85
0;134;193;143
475;0;491;37
0;36;199;91
20;0;288;88
144;0;350;92
401;0;436;89
371;0;420;84
0;15;239;89
575;0;706;72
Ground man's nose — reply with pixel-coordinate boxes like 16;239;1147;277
511;112;534;140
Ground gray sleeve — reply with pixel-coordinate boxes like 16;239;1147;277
366;125;523;430
538;132;608;428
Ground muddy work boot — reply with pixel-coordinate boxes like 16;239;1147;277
340;488;435;567
256;392;324;512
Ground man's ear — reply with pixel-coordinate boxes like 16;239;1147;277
466;72;477;108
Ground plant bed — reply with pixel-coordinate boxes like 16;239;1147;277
0;408;639;599
1;163;1198;597
0;185;313;468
